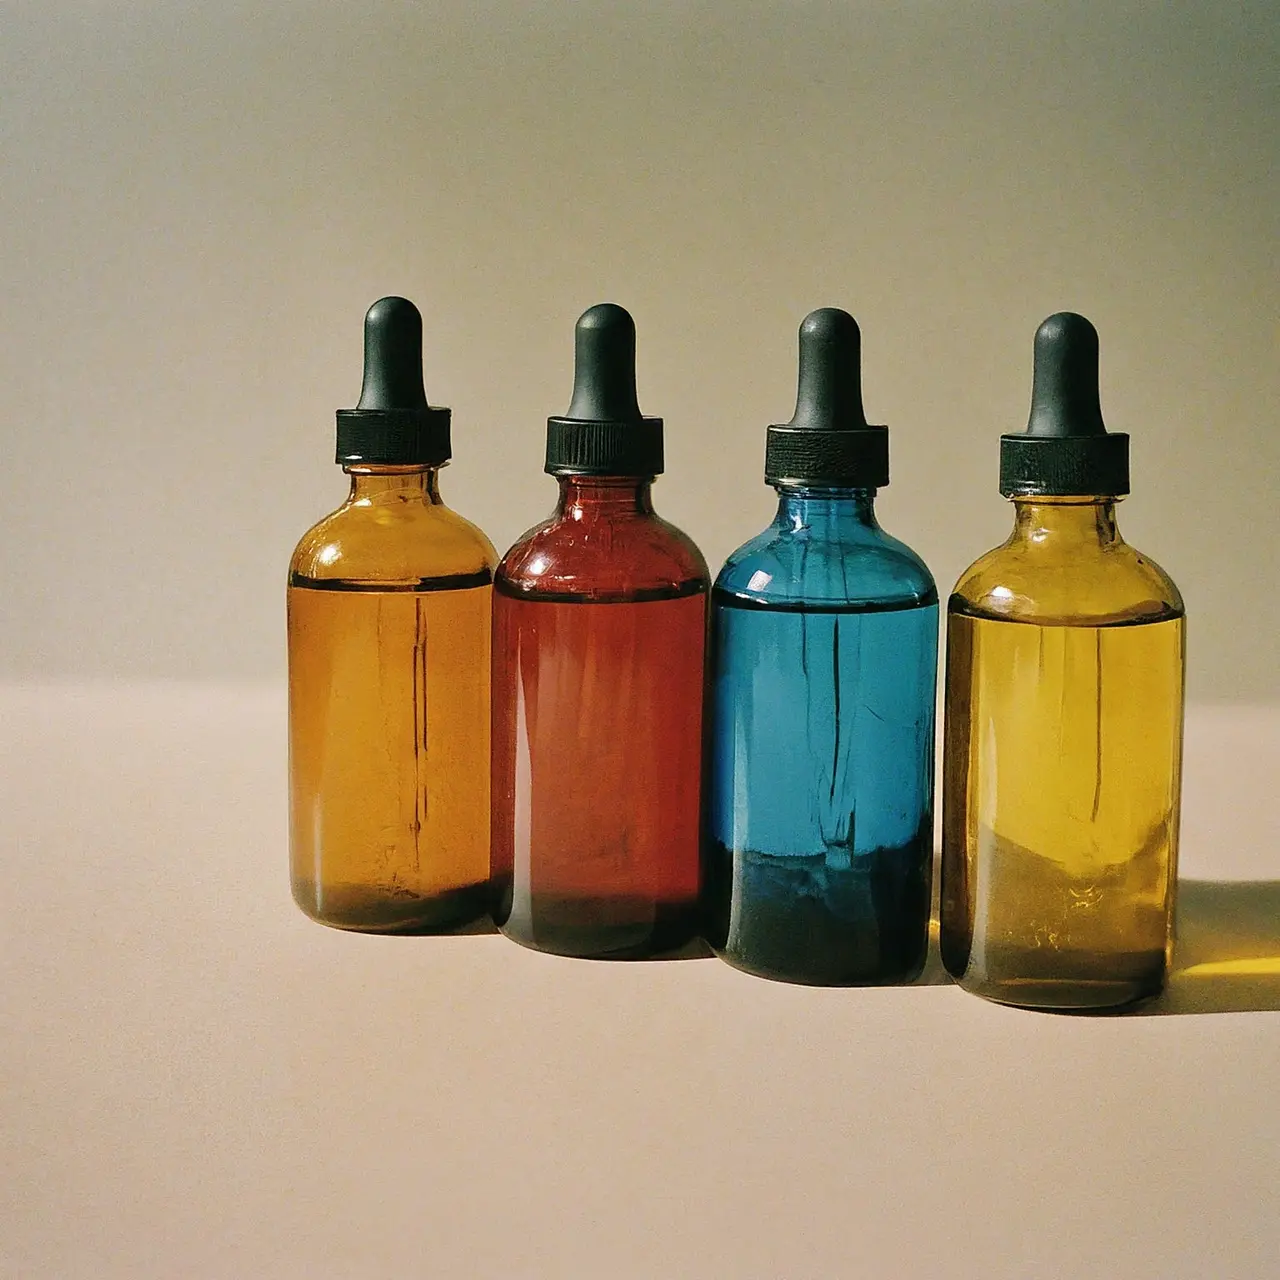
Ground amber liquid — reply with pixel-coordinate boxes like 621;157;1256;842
941;609;1184;1008
288;577;492;933
491;589;706;957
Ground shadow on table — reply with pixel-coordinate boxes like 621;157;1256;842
1142;879;1280;1016
914;916;953;986
437;916;714;959
446;879;1280;993
911;880;1280;1011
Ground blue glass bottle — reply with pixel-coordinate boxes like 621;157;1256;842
704;309;938;985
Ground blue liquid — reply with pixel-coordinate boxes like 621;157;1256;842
704;490;937;985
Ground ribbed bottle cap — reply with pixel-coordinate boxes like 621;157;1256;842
545;303;664;476
336;297;452;467
999;312;1129;497
764;308;889;488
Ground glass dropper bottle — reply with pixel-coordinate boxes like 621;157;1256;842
288;297;497;933
940;312;1186;1009
490;303;710;958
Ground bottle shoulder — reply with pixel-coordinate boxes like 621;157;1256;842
952;537;1184;625
289;495;497;585
715;520;936;607
497;508;709;599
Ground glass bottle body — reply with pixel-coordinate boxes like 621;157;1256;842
704;488;938;984
940;497;1185;1009
288;466;497;933
491;477;709;958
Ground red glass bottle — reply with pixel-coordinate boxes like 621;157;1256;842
491;304;709;958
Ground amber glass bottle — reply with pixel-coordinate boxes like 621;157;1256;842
288;297;496;933
491;304;709;958
940;313;1185;1009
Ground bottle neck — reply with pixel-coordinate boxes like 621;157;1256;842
345;465;442;505
773;485;878;533
1008;495;1123;550
555;475;655;519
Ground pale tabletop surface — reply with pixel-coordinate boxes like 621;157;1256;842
3;685;1278;1280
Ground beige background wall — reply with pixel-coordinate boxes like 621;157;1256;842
1;0;1276;698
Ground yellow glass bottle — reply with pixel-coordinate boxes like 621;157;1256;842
940;313;1185;1010
288;297;496;933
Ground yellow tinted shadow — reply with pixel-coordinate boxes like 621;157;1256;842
1144;880;1280;1015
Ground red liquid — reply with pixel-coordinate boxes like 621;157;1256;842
490;477;708;957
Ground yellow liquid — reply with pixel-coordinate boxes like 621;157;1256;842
941;610;1184;1008
288;580;491;933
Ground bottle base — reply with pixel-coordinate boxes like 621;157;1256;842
948;949;1168;1012
712;949;927;988
494;888;700;960
703;843;931;987
292;879;493;936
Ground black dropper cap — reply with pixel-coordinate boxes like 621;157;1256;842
764;309;889;488
545;303;664;476
335;297;452;467
999;312;1129;497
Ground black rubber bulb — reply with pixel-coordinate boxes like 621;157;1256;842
355;296;430;412
1026;312;1106;437
998;310;1127;497
786;307;868;432
563;303;644;423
